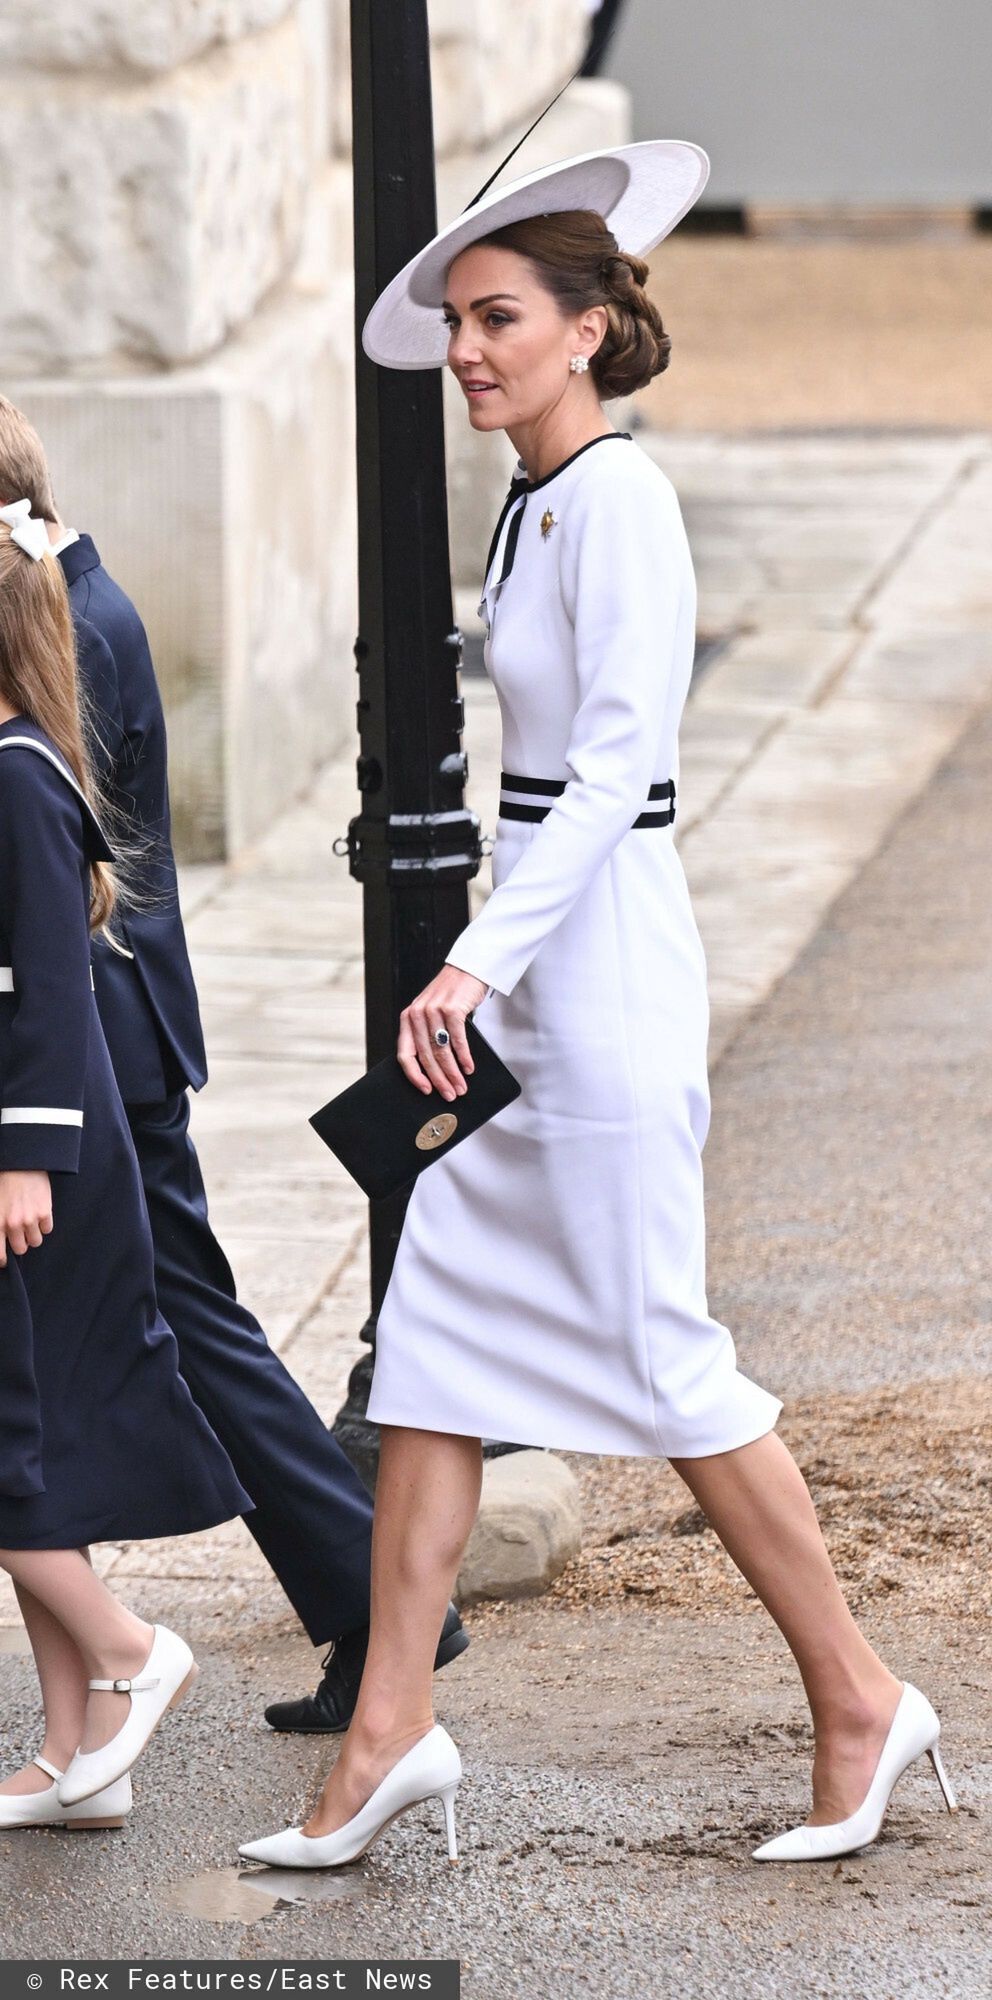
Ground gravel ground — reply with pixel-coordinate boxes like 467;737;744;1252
555;1376;992;1625
1;572;990;1993
640;236;992;432
1;1603;985;1992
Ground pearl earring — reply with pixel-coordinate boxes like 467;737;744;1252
569;355;589;374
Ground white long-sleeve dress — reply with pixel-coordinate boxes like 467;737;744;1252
366;430;782;1457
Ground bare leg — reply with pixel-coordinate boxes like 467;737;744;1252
304;1425;483;1838
669;1430;904;1823
0;1548;154;1754
0;1581;91;1795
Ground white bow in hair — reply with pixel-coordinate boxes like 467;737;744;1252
0;498;49;562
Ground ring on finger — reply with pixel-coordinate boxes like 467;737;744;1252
432;1025;451;1048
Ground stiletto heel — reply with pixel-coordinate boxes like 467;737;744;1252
439;1781;459;1863
239;1724;463;1870
752;1683;956;1863
927;1742;958;1812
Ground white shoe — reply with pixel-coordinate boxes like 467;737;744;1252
238;1722;462;1870
57;1625;198;1806
752;1681;957;1862
0;1755;131;1830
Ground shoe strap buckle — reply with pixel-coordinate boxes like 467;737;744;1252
87;1673;160;1693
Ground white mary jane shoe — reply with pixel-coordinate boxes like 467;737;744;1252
57;1624;197;1807
0;1756;131;1830
752;1681;958;1862
238;1722;462;1870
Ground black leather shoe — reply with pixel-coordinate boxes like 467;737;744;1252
263;1601;469;1733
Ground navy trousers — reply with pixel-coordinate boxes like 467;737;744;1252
126;1089;374;1646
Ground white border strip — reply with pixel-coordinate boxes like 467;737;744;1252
1;1107;84;1127
0;966;95;991
0;735;92;813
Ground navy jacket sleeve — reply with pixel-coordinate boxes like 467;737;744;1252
67;548;209;1098
0;754;93;1174
74;612;125;792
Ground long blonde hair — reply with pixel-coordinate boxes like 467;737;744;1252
0;525;116;931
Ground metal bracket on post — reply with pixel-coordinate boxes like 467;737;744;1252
343;807;484;884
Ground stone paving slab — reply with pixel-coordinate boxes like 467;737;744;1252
1;429;989;1633
689;626;854;717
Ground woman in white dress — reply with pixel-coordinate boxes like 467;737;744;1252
241;142;954;1871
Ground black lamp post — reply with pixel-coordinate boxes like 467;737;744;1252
331;0;483;1490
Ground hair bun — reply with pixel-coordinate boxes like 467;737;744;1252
600;252;630;291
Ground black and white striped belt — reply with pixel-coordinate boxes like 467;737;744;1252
498;771;676;829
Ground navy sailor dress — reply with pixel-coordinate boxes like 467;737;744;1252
0;719;252;1547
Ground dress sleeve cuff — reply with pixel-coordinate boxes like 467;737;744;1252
0;1110;83;1174
444;942;508;1000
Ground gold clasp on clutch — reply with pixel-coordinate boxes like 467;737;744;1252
415;1112;459;1151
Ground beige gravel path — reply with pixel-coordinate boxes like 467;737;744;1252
642;236;992;432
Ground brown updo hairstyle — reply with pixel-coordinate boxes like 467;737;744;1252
472;209;671;398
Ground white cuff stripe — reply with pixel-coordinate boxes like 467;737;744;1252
1;1107;84;1128
0;964;96;991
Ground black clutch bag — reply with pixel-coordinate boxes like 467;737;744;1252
309;1015;521;1202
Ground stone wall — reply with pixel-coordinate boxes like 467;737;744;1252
1;1;627;857
2;7;310;372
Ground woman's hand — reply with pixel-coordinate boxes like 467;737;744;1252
397;965;490;1100
0;1171;54;1268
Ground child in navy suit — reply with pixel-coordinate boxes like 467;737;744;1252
0;509;251;1827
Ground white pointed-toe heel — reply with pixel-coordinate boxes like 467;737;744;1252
0;1756;132;1830
752;1682;957;1863
57;1625;197;1806
238;1722;462;1870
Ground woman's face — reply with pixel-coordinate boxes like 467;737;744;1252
442;244;604;432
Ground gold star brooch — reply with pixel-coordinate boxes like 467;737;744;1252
540;508;557;539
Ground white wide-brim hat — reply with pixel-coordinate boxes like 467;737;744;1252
361;139;710;372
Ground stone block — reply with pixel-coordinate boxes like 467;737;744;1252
456;1450;581;1605
327;0;351;157
330;0;592;159
429;0;591;155
298;0;333;166
1;20;308;370
0;0;295;74
9;224;357;860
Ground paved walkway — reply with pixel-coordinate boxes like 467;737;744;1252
1;435;990;1984
0;427;988;1635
